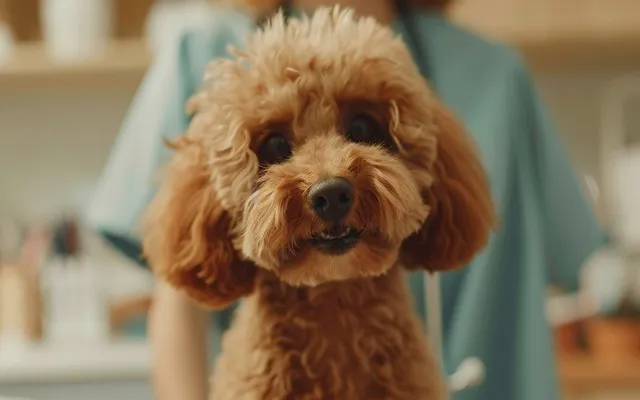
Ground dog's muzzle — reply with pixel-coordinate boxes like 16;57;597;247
307;177;360;256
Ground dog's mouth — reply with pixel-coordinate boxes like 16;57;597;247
309;225;361;256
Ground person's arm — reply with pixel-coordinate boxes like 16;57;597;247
149;283;209;400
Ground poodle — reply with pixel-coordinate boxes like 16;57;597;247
143;6;494;399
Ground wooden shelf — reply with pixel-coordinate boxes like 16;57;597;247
3;2;640;83
519;36;640;70
0;339;150;384
0;39;149;81
559;354;640;392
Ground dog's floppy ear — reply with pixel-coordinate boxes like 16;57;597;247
143;136;256;309
401;102;495;271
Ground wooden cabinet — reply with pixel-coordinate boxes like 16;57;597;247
450;0;640;42
2;0;41;41
559;355;640;399
449;0;640;66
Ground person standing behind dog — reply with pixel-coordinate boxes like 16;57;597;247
86;0;606;399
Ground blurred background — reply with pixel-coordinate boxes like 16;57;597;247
0;0;639;399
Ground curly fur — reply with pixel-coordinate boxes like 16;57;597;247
143;6;494;399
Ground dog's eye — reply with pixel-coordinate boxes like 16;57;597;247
258;133;292;166
346;114;385;145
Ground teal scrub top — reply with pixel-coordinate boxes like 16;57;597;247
86;8;606;400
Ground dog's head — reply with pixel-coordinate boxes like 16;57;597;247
143;7;495;308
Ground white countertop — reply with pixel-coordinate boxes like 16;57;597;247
0;339;150;384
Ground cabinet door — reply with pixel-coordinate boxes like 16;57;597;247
449;0;640;44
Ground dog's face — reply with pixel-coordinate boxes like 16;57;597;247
143;7;494;308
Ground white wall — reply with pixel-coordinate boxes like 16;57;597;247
0;76;140;222
535;62;640;223
537;65;640;181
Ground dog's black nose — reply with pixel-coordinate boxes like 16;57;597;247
309;177;354;222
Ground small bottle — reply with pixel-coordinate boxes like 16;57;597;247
40;0;113;61
42;218;109;344
0;18;13;65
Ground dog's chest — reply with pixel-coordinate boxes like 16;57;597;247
213;276;441;400
263;300;417;399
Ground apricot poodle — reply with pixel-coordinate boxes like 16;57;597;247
143;6;494;399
